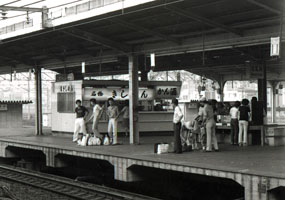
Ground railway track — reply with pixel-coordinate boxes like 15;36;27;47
0;165;160;200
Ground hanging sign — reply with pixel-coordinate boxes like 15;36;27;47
249;64;263;79
0;104;8;111
83;88;154;101
270;37;280;56
154;86;180;99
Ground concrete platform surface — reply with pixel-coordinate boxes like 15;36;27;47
0;128;284;179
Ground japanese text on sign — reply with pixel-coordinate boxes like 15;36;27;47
155;86;180;98
59;85;74;93
83;88;154;101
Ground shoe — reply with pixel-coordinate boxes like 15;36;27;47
214;149;219;152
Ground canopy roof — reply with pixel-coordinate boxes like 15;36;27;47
0;0;284;82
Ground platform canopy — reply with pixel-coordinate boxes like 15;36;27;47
0;0;284;82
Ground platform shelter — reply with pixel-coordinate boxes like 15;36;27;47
0;1;284;199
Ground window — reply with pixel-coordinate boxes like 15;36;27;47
57;93;75;113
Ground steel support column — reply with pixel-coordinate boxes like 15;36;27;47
258;61;267;114
35;67;43;135
128;55;139;144
219;77;225;102
269;81;279;124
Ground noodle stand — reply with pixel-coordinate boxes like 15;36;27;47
51;80;181;134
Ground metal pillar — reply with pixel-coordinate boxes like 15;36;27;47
35;67;43;135
141;71;148;81
257;61;267;113
269;81;279;124
128;55;139;144
219;77;225;102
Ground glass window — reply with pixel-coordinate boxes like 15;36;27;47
57;93;75;113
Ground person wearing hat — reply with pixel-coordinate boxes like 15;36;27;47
172;98;183;154
199;97;219;152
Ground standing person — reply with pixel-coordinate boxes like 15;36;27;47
230;101;240;145
106;98;119;145
86;98;104;139
73;99;89;142
116;100;129;137
238;99;250;146
172;98;183;154
200;97;219;152
198;99;206;150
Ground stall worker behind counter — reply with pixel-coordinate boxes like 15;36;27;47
73;99;89;142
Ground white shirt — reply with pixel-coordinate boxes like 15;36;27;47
173;106;183;124
93;104;102;121
230;107;238;119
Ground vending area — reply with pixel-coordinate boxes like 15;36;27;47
51;80;181;134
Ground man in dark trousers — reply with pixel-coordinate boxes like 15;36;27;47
73;99;89;142
172;98;183;154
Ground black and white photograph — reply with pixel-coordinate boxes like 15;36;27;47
0;0;284;199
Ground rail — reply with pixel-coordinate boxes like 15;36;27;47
0;164;160;200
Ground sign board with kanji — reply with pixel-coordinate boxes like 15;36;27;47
83;88;155;101
154;86;180;99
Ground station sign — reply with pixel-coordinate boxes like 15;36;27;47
0;104;8;111
59;85;74;93
83;88;154;101
270;37;280;56
154;86;180;99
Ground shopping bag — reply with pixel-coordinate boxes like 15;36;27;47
88;136;101;146
154;143;169;154
103;136;110;145
77;134;89;146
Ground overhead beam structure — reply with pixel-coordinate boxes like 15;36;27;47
166;5;243;36
246;0;281;15
62;28;132;53
0;6;43;12
111;18;182;45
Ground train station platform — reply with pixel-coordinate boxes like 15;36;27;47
0;128;284;200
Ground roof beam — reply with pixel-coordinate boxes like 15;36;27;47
0;6;43;12
61;28;132;53
246;0;281;15
166;5;243;36
111;18;182;45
